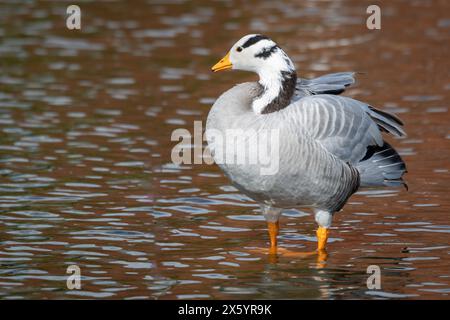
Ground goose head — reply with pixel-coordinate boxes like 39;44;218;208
212;34;297;114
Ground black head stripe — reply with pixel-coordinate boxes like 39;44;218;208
255;45;278;59
241;35;269;48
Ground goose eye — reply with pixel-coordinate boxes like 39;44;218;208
236;46;243;52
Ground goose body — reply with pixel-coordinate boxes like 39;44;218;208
207;82;361;212
207;34;407;254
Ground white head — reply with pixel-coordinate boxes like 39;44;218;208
212;34;297;114
212;34;295;77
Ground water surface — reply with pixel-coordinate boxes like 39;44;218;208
0;0;449;299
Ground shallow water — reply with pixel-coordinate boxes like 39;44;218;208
0;0;449;299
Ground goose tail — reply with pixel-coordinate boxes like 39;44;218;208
357;142;408;190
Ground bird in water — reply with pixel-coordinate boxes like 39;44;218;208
206;34;407;258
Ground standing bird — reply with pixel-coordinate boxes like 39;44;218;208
206;34;406;256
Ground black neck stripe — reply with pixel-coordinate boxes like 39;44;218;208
241;35;269;48
259;70;297;114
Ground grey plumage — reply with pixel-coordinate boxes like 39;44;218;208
207;77;407;213
357;142;407;189
294;72;356;98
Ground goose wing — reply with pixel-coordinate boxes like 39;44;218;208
288;94;405;164
293;72;356;100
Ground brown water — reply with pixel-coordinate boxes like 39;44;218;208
0;0;449;299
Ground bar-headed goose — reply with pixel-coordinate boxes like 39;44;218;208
207;34;407;257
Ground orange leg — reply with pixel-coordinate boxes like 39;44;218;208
267;222;318;259
316;226;329;251
249;222;330;266
267;221;279;254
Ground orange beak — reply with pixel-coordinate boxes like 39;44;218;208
211;52;232;72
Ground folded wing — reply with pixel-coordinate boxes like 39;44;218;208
290;94;405;165
293;72;356;100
